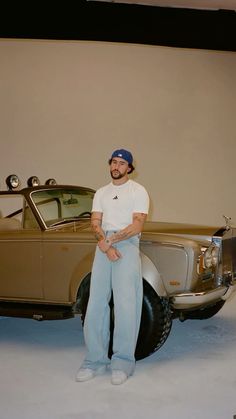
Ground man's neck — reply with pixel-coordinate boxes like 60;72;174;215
112;176;129;186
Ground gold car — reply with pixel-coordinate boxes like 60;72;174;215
1;175;236;360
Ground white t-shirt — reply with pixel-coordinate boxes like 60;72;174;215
92;179;149;231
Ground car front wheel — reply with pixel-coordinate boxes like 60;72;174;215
135;281;172;360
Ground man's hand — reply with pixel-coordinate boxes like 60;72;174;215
98;238;121;261
106;246;122;262
98;238;112;253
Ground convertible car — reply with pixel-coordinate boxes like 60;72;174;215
0;174;236;360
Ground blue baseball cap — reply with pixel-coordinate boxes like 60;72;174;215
111;149;133;165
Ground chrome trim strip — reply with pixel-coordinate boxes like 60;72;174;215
141;241;184;248
0;297;72;305
0;239;41;243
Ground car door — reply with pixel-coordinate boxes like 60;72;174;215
0;195;43;300
0;229;43;300
41;229;95;303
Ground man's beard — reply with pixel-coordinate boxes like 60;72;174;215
110;170;126;180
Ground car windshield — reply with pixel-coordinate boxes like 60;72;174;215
30;188;94;228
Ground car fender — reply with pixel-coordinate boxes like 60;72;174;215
140;251;167;297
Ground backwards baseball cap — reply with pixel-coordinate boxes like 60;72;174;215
111;149;133;165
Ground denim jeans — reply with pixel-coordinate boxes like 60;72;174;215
81;235;143;376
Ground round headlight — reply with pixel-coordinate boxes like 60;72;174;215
27;176;40;187
211;247;219;267
203;244;220;269
45;178;57;185
203;247;213;269
5;174;20;190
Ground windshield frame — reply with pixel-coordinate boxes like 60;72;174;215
28;186;95;230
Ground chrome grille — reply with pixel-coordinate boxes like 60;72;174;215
222;228;236;284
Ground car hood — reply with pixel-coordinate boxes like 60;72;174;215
142;221;224;242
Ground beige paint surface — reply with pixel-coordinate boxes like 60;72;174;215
0;39;236;226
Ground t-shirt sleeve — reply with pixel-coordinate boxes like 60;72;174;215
133;186;150;214
92;190;103;213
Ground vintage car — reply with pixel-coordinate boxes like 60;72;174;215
0;175;236;360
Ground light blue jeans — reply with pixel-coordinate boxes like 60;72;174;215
81;235;143;376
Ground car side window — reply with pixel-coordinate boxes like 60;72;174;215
23;205;40;230
0;195;23;230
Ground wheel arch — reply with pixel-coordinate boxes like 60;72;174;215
74;272;91;315
69;251;95;304
140;251;167;297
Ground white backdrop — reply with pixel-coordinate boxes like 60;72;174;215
0;38;236;226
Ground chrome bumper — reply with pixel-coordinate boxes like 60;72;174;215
172;283;236;308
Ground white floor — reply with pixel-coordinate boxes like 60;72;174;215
0;297;236;419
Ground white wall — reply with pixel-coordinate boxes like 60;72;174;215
0;38;236;226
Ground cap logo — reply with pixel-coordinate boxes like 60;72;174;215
111;148;133;165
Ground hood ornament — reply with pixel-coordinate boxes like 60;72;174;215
223;215;232;230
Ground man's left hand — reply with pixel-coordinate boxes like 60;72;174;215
106;246;121;261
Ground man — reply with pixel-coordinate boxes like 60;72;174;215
76;148;149;385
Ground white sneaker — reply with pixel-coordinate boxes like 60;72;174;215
76;365;106;382
111;370;128;385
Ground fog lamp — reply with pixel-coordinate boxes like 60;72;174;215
5;174;20;190
27;176;40;187
45;178;57;185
